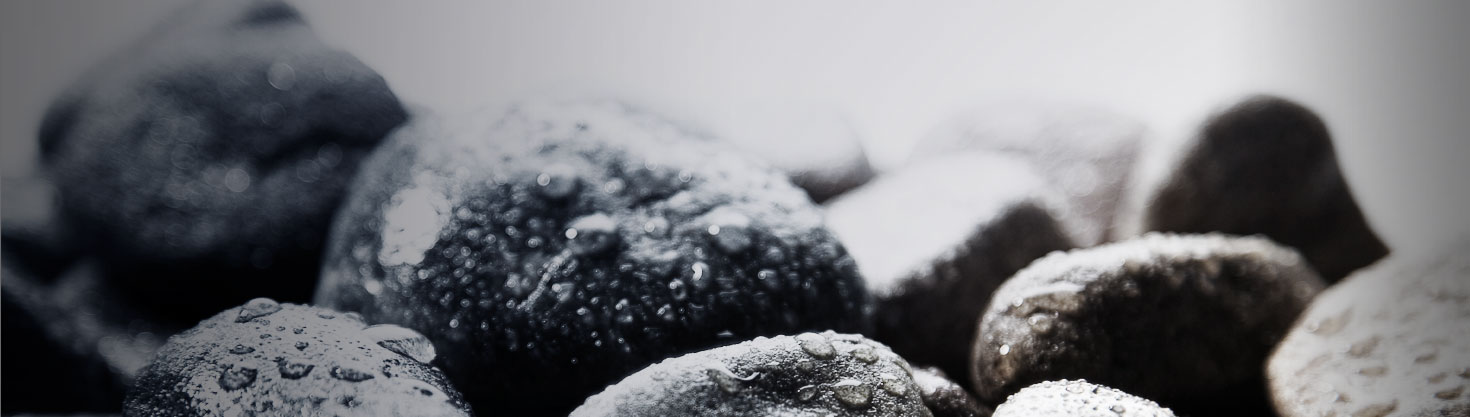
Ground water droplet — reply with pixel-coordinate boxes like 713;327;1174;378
642;218;670;237
796;359;815;372
1109;404;1126;414
267;61;296;90
235;298;282;323
294;341;309;351
536;164;580;199
1027;313;1056;333
705;363;757;394
1358;366;1388;376
668;279;688;301
1435;386;1464;400
998;344;1011;356
657;304;677;322
831;379;871;409
796;333;836;360
277;360;314;379
756;269;781;291
688;262;710;290
565;213;618;256
448;318;460;329
223;167;252;193
364;324;437;364
704;209;752;254
1352;401;1397;417
849;345;878;364
229;344;255;354
330;366;375;382
219;366;258;391
878;373;908;396
1307;310;1350;336
797;385;820;402
1347;336;1380;357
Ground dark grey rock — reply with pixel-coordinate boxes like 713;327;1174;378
314;100;869;415
991;380;1175;417
38;0;407;319
1134;95;1388;282
970;233;1325;413
570;332;931;417
912;100;1148;245
912;367;992;417
826;153;1074;382
123;299;470;417
1267;240;1470;417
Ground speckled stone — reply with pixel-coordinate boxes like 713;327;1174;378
992;380;1175;417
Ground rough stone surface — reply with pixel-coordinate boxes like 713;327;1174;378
826;153;1074;381
570;332;932;417
1268;240;1470;417
991;380;1175;417
912;100;1148;245
971;233;1325;413
314;100;869;415
123;299;470;417
37;0;407;319
1133;95;1388;282
912;367;992;417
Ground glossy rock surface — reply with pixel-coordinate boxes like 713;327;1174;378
971;233;1324;414
315;100;869;414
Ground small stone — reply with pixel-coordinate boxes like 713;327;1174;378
1123;95;1388;282
992;380;1175;417
1268;240;1470;417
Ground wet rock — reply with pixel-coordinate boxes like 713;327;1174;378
123;299;469;417
1;177;78;281
911;367;992;417
1129;95;1387;282
710;103;876;202
971;233;1325;414
991;380;1176;417
314;100;869;415
826;153;1074;381
912;100;1148;245
570;332;931;416
1267;240;1470;417
37;0;407;319
1;261;127;414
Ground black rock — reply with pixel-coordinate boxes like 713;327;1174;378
1267;240;1470;417
1;177;78;281
1131;95;1388;282
912;100;1148;245
970;233;1325;414
991;380;1176;417
123;298;470;417
571;332;931;416
314;100;870;415
826;153;1075;382
1;261;127;414
38;0;407;318
911;367;992;417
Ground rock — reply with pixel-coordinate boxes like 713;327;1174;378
826;153;1074;381
911;367;992;417
1267;240;1470;417
912;100;1148;245
710;103;876;203
38;0;407;319
122;299;470;417
570;332;931;416
1130;95;1388;282
991;380;1176;417
970;233;1325;413
1;176;78;281
314;100;870;415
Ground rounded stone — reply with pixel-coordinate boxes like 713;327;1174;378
570;332;930;417
122;300;469;417
37;0;407;319
1267;240;1470;417
992;380;1176;417
971;233;1325;414
314;100;869;415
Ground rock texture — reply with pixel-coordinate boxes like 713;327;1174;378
991;380;1175;417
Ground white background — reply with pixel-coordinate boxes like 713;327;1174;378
3;1;1466;255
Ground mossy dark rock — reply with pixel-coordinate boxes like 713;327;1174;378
315;100;869;415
